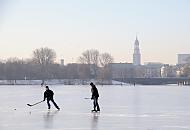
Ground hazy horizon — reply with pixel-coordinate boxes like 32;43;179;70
0;0;190;65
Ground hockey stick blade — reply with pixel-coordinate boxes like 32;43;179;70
27;104;32;106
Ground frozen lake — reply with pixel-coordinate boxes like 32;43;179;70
0;84;190;130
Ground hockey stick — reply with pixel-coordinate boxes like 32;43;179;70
27;100;44;107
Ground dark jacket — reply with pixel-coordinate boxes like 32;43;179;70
44;89;54;100
91;86;99;98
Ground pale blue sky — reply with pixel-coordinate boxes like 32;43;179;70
0;0;190;64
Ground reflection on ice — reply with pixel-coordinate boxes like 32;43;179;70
91;113;99;130
43;110;59;129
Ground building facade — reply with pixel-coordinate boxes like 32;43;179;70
108;63;135;79
178;54;190;64
144;62;163;78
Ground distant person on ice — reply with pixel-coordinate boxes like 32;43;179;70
43;86;60;110
90;82;100;112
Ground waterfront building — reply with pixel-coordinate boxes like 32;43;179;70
178;54;190;64
144;62;163;78
108;63;135;79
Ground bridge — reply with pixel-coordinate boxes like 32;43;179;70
114;77;190;85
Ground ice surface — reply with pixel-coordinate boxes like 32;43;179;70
0;85;190;130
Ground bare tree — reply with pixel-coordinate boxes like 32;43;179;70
78;49;100;78
78;49;99;65
99;53;114;83
182;64;190;77
99;53;114;67
33;47;56;65
32;47;56;81
3;57;26;81
78;50;91;64
90;49;99;67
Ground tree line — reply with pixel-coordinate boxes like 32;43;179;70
0;47;114;81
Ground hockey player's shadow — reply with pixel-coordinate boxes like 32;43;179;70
43;110;59;129
91;112;100;130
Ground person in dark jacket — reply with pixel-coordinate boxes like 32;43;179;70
43;86;60;110
90;82;100;112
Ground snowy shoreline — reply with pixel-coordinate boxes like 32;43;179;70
0;79;127;85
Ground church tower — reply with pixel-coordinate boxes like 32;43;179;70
133;36;141;65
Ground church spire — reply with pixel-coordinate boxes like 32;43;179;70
133;36;141;65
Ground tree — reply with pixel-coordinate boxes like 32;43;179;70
78;49;100;78
99;53;114;67
32;47;56;65
32;47;56;81
5;57;25;80
182;64;190;77
79;49;99;65
99;53;114;83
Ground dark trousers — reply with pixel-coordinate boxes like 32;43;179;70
93;97;100;111
47;98;60;110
